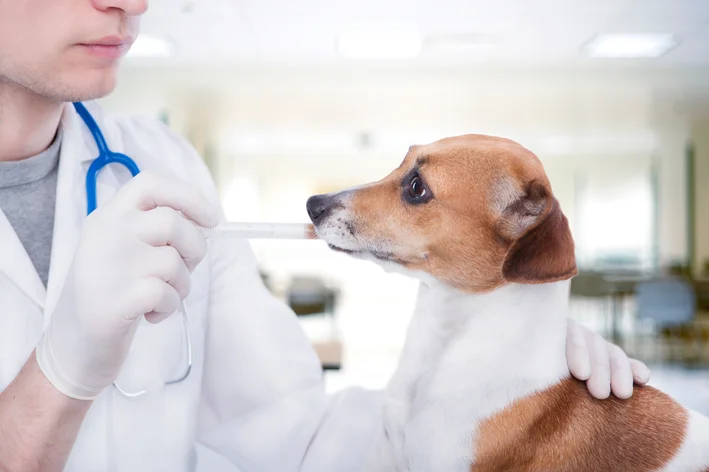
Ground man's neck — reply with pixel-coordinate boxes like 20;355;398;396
0;81;64;162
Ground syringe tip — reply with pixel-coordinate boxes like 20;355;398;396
305;223;318;240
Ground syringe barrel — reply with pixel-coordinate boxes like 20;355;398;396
200;223;317;240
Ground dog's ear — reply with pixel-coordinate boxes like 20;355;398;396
498;180;578;284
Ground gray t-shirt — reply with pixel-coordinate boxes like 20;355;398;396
0;130;61;287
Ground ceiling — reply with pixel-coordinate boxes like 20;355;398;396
107;0;709;168
135;0;709;66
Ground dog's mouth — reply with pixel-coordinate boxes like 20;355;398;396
326;243;354;254
327;243;400;263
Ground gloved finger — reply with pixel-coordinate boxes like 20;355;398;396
565;319;591;381
143;246;192;301
584;329;611;399
135;207;208;272
119;171;219;228
607;343;633;399
139;277;181;324
629;358;651;385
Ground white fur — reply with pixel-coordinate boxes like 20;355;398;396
313;191;396;257
314;192;430;267
365;277;571;472
315;189;709;471
657;409;709;471
312;191;358;251
362;271;709;472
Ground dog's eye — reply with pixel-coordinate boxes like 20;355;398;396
408;176;426;199
402;172;432;204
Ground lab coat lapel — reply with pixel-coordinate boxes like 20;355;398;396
43;104;88;324
43;103;124;325
0;209;46;308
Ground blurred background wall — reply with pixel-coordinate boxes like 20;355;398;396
99;0;709;411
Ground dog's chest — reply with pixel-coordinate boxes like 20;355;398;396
388;392;478;472
381;282;570;472
385;348;525;472
387;370;568;472
384;320;569;472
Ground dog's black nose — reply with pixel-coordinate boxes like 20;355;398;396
306;194;331;222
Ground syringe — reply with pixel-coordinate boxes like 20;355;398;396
199;222;318;240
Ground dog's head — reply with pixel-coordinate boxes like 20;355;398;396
307;134;577;293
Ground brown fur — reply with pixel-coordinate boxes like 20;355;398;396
309;133;699;471
346;134;577;292
501;182;578;284
471;378;688;472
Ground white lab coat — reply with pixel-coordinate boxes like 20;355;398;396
0;102;384;472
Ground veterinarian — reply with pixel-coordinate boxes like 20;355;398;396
0;1;652;471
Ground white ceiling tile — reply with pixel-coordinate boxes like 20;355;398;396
609;0;709;35
133;0;709;65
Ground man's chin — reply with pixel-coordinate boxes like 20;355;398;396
76;76;118;101
52;68;118;102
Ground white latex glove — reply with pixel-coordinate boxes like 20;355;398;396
36;172;219;400
566;319;651;400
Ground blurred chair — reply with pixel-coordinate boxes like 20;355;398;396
601;270;649;348
570;271;610;297
570;271;611;336
692;278;709;311
286;276;342;370
259;270;272;293
287;276;337;316
634;278;696;363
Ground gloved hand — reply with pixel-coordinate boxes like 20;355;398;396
36;172;219;400
566;319;651;400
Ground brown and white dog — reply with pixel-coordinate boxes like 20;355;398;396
306;134;709;472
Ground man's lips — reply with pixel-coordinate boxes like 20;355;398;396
77;35;133;60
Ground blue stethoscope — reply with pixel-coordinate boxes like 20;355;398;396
74;102;193;398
